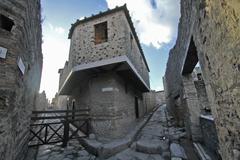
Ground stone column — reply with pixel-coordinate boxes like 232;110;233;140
182;74;202;141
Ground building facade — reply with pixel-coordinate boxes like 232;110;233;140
58;5;150;139
0;0;42;160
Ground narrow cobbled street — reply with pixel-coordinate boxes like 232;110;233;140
29;104;199;160
107;104;198;160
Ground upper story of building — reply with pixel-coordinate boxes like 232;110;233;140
59;5;150;93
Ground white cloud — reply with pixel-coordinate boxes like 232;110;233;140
106;0;180;49
155;85;163;91
40;22;70;100
55;27;65;34
48;23;65;34
79;16;85;20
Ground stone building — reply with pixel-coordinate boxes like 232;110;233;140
0;1;42;160
51;92;68;110
143;90;165;113
35;91;50;111
155;90;165;106
58;5;150;139
164;0;240;159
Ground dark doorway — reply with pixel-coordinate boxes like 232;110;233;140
135;97;139;119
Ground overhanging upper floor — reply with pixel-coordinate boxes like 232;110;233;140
59;55;150;95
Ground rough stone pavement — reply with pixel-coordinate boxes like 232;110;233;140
107;104;170;160
36;140;96;160
106;104;193;160
30;104;191;160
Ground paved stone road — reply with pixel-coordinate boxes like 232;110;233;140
27;104;193;160
34;113;96;160
107;104;170;160
36;140;96;160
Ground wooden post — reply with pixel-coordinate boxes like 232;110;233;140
62;109;69;147
87;118;91;135
44;124;48;144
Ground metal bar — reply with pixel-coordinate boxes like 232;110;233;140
70;135;88;139
31;114;89;121
87;119;90;135
30;129;45;144
47;124;64;142
69;121;87;139
29;140;63;147
32;109;90;114
67;118;91;122
62;120;69;147
30;121;63;126
29;125;45;142
44;124;48;143
69;127;80;139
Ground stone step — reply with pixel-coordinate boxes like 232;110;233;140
136;139;169;154
170;143;188;159
171;158;183;160
193;143;212;160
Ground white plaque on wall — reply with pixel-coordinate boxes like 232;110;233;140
17;57;25;75
0;46;7;59
102;87;113;92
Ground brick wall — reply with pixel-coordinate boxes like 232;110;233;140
66;72;143;139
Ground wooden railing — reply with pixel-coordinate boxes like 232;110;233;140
29;109;90;147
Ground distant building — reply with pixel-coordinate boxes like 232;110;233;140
35;91;50;110
58;5;150;139
51;92;68;110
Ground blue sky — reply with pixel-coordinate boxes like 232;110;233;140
40;0;180;100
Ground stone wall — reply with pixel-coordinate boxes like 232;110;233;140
0;0;42;160
164;0;195;126
194;80;211;114
51;92;69;110
165;0;240;159
58;61;70;91
143;91;157;113
68;72;144;140
143;90;166;113
182;74;202;141
35;91;49;111
155;90;166;105
56;95;69;110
